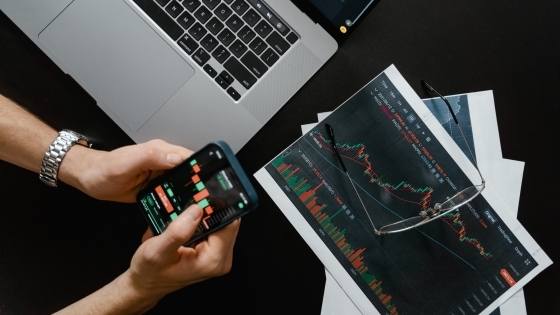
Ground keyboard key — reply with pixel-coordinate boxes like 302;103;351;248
214;3;233;21
286;32;298;44
183;0;201;12
206;17;224;35
188;22;207;40
220;71;234;84
247;0;289;35
242;9;261;27
155;0;171;6
202;0;221;10
177;11;196;29
200;34;219;52
249;37;267;55
217;28;235;46
224;58;257;89
227;87;241;101
260;48;279;67
212;45;232;63
223;0;234;4
165;1;184;18
254;20;272;38
241;51;268;78
226;14;244;33
238;26;256;44
194;5;212;24
203;64;218;77
231;0;249;16
178;35;200;55
134;0;184;40
215;75;230;89
266;31;290;55
192;48;211;66
229;39;248;58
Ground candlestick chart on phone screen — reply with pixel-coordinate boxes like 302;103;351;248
264;73;537;315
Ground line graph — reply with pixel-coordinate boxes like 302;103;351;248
308;130;492;258
441;211;492;258
311;130;434;210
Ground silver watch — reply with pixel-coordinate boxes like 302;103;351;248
39;129;92;187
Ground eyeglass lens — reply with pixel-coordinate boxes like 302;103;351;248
435;185;484;212
378;216;429;234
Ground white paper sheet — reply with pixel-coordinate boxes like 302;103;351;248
312;91;527;315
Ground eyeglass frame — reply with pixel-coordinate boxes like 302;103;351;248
324;80;485;235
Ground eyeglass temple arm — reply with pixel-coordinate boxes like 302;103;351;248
422;80;485;184
324;123;381;235
325;123;347;172
422;80;459;124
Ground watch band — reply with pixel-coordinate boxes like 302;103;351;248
39;130;91;187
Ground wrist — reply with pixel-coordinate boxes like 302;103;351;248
53;269;163;315
40;130;93;188
118;269;165;312
57;144;98;191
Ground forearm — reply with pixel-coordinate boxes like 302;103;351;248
0;94;92;189
54;270;163;315
0;94;58;173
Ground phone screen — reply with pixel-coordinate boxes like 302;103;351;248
138;144;252;241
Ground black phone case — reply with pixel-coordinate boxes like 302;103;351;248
136;141;258;245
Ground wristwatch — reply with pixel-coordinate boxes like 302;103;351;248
39;129;92;187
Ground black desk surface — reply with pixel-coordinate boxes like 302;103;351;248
1;1;559;314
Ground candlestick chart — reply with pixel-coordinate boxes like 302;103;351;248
308;130;493;259
264;73;537;314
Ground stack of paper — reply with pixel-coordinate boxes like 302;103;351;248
255;65;551;315
303;91;527;315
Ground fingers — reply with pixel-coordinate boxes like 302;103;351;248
145;139;194;162
150;205;203;257
133;141;190;172
111;140;194;176
194;219;240;276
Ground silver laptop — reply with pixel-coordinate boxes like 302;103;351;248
1;0;378;152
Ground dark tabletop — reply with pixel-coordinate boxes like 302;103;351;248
1;1;559;314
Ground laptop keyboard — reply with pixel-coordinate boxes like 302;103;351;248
133;0;299;101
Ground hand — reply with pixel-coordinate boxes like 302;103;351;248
127;205;240;298
53;205;240;315
60;139;193;202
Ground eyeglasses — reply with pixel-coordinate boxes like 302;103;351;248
325;80;485;235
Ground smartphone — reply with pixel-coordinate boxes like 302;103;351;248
136;141;258;245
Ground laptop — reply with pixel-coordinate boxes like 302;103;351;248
1;0;378;152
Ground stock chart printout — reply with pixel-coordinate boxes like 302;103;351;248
255;66;551;315
423;95;476;166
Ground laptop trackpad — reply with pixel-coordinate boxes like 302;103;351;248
39;0;194;131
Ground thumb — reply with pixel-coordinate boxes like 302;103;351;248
152;205;203;257
124;144;183;175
